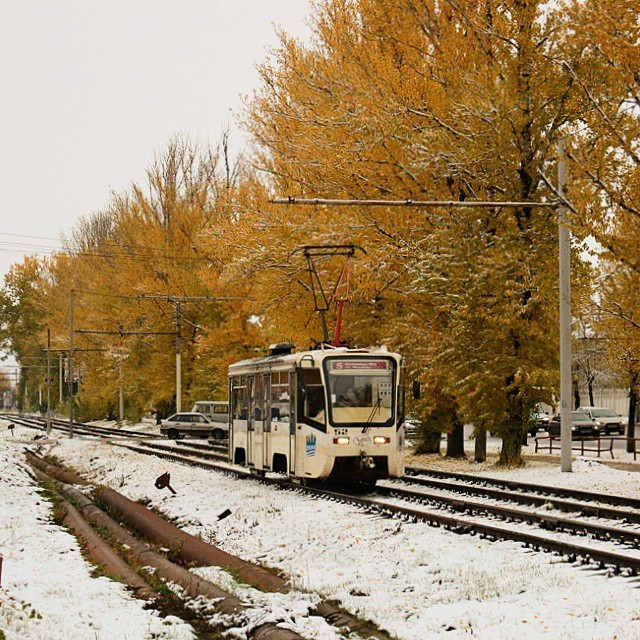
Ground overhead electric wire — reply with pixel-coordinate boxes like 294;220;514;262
0;231;61;241
0;245;217;263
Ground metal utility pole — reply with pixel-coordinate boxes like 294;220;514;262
46;328;51;435
558;138;572;472
69;290;250;418
118;362;124;425
69;289;75;438
175;303;182;413
59;354;63;404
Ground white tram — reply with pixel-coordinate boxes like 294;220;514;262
228;343;405;484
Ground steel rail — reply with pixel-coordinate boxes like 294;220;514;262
398;473;640;525
375;482;640;548
12;416;640;575
406;466;640;510
1;413;156;440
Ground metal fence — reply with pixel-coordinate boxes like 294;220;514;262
534;435;638;460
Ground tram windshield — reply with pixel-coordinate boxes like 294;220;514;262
324;357;396;427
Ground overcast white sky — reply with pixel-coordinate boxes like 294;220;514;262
0;0;312;276
0;0;312;373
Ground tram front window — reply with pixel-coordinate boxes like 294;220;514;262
324;358;395;427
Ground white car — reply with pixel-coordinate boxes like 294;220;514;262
160;412;217;439
577;406;627;435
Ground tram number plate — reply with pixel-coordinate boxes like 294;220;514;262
334;428;348;436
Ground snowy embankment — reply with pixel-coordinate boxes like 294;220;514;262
3;420;640;640
0;424;195;640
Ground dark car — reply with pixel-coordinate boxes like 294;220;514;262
548;411;600;438
577;406;627;435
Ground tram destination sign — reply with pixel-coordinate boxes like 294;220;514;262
331;360;388;370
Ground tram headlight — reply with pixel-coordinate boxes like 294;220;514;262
333;436;350;445
373;436;390;444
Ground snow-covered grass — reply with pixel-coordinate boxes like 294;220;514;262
0;423;196;640
30;431;640;637
4;418;640;639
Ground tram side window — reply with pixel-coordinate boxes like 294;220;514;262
252;374;264;421
231;377;248;420
298;368;326;426
270;371;290;423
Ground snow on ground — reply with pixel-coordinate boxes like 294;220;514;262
0;424;196;640
6;423;639;640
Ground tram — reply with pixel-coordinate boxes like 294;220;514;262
228;342;405;484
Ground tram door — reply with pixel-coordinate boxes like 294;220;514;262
288;370;297;476
249;374;267;470
246;376;254;464
262;374;271;470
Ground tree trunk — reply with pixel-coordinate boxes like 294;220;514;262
572;376;581;410
474;424;487;463
446;415;466;458
628;380;638;454
588;376;595;407
498;426;525;467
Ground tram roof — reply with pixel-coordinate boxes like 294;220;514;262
228;346;401;375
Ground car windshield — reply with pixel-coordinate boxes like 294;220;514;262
572;412;590;422
591;409;617;418
324;357;396;426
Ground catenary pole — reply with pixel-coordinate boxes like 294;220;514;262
46;328;51;435
118;362;124;425
59;353;63;404
68;289;75;439
175;303;182;413
558;138;572;472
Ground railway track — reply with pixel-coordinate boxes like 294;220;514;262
405;465;640;510
113;439;640;576
9;414;640;577
1;413;158;440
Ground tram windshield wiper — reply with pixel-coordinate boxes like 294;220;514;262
363;396;381;433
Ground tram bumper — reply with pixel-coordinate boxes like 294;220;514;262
328;453;390;482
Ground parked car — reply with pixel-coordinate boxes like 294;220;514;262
528;411;551;436
160;412;216;439
403;414;420;439
548;411;600;438
577;406;627;435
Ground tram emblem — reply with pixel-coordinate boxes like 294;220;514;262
353;435;371;446
305;434;317;457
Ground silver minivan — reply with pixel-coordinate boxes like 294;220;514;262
192;401;229;439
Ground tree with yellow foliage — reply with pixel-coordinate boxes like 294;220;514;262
243;0;596;465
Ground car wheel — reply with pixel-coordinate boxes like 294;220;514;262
211;428;225;440
167;428;179;440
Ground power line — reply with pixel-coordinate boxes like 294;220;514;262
0;231;61;241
